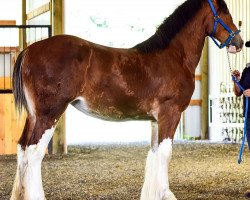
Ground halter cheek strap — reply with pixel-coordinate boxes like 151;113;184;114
208;0;241;49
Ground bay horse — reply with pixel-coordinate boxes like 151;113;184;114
10;0;243;199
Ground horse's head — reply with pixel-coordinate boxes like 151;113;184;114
205;0;244;53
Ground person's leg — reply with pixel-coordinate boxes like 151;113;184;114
246;118;250;150
244;118;250;198
245;192;250;198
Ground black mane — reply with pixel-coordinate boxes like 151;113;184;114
133;0;228;53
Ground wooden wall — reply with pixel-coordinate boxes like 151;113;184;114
0;77;11;89
0;94;26;155
0;20;24;155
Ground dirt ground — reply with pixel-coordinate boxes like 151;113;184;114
1;141;250;200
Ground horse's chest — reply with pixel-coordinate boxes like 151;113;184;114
182;79;195;97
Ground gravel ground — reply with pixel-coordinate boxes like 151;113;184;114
0;141;250;200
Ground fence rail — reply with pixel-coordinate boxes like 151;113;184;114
0;25;51;93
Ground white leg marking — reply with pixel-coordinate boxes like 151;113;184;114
10;145;25;200
23;86;36;117
141;139;177;200
151;122;158;152
11;127;55;200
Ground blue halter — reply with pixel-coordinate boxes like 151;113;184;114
208;0;241;49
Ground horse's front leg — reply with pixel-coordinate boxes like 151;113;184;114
141;104;181;200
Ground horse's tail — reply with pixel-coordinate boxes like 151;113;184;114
13;49;28;113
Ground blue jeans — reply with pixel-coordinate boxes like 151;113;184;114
246;118;250;150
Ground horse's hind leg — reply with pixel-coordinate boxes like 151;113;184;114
11;116;35;200
11;112;60;200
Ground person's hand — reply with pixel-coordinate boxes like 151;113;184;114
243;89;250;97
232;70;241;81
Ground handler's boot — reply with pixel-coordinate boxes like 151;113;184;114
244;191;250;198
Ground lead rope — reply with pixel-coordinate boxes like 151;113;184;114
227;50;249;164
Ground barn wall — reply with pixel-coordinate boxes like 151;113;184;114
0;0;52;154
0;20;25;155
0;94;26;155
183;63;202;139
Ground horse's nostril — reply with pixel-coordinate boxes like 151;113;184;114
241;41;244;48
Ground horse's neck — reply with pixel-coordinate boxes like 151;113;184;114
165;11;207;75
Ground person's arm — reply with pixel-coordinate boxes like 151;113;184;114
232;70;242;96
243;89;250;97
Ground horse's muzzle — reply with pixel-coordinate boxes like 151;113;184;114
227;34;244;53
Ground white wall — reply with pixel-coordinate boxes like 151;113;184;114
65;0;185;47
66;105;151;144
0;0;21;23
0;1;21;46
0;1;21;78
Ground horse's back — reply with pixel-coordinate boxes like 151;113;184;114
21;35;147;118
27;35;93;65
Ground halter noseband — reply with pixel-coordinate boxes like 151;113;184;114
208;0;240;49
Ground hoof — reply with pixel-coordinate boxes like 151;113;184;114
163;191;177;200
140;138;176;200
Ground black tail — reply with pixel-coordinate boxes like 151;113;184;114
13;50;28;113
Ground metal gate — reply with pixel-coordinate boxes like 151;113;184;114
209;0;250;142
0;25;51;155
0;25;51;93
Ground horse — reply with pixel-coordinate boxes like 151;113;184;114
10;0;243;199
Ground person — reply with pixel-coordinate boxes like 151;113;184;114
246;41;250;48
232;66;250;147
232;41;250;199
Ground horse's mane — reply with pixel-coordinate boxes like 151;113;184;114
133;0;228;53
